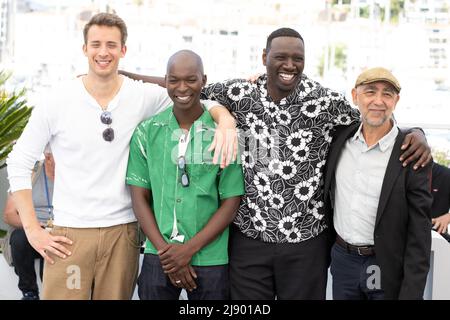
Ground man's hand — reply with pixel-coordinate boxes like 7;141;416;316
118;70;166;87
158;243;195;274
247;73;262;83
168;265;198;292
432;213;450;234
209;115;238;168
26;226;72;264
400;130;432;170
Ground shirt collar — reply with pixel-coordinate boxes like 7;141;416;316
167;104;216;137
351;119;399;152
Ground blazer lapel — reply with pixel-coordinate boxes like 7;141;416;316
326;123;361;192
375;130;405;228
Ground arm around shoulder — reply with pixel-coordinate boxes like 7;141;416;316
399;129;432;169
119;70;165;87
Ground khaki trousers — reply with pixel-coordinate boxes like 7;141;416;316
42;222;140;300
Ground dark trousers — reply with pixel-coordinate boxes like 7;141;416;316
330;243;385;300
229;227;329;300
137;254;229;300
10;228;43;295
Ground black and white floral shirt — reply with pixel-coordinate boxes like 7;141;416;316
202;74;360;243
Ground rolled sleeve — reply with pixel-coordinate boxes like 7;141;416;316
218;163;245;200
126;123;152;190
202;99;223;112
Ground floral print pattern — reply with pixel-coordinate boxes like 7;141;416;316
202;74;360;243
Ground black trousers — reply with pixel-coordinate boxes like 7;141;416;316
10;228;43;295
137;254;229;300
330;243;384;300
229;226;329;300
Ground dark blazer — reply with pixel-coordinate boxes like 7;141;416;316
431;162;450;218
323;123;433;300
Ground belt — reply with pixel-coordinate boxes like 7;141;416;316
335;234;375;256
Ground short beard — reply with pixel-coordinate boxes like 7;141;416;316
363;114;388;128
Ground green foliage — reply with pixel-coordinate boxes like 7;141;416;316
332;0;351;4
318;43;348;77
318;52;325;77
433;150;450;167
442;2;449;13
380;6;386;21
390;0;405;24
359;5;370;18
357;0;404;23
0;71;33;169
334;44;347;72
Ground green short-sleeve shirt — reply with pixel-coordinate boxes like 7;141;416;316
126;106;245;266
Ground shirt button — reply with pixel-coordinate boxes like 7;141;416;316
176;199;182;203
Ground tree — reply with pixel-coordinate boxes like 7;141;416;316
390;0;405;24
318;43;348;77
0;71;33;169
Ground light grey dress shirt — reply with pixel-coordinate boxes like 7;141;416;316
334;121;399;246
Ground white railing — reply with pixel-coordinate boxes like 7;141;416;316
426;231;450;300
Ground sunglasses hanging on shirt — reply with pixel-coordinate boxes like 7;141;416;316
100;111;114;142
177;131;190;187
177;155;190;187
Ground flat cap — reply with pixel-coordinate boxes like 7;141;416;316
355;67;401;92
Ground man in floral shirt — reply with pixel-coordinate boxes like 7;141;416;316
120;27;431;300
200;28;430;300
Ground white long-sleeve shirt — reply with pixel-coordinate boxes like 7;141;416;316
7;77;173;228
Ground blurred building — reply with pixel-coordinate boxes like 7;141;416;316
404;0;450;74
2;0;450;109
0;0;15;63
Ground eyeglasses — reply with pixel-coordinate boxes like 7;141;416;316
100;111;114;142
177;156;190;187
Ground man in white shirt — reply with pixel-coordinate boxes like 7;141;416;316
324;68;432;299
6;12;235;300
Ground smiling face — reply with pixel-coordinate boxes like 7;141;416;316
83;25;126;79
166;52;206;112
263;36;305;102
352;81;400;128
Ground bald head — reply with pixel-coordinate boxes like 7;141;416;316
166;50;204;75
165;50;207;111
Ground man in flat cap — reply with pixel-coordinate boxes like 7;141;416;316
323;67;433;299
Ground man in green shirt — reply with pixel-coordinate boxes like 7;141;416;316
126;50;245;300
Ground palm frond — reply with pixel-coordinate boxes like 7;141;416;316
0;71;33;167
